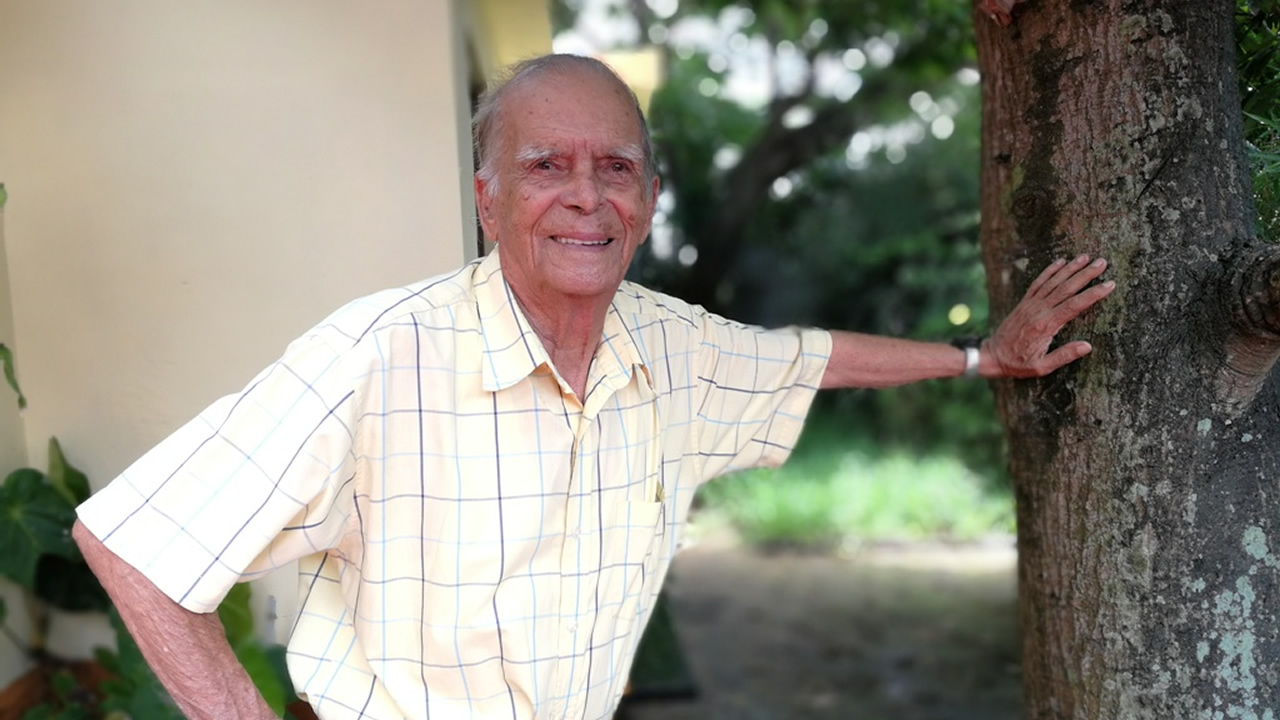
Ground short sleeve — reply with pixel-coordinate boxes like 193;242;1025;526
693;313;831;482
76;333;362;613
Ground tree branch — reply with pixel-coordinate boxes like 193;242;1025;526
673;36;957;307
713;39;942;246
1218;247;1280;410
626;0;656;36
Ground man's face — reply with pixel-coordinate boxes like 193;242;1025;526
476;69;659;308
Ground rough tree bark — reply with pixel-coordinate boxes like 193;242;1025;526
975;1;1280;718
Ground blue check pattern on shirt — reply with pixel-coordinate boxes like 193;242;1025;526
78;248;831;720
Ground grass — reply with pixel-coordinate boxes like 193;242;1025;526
695;432;1016;549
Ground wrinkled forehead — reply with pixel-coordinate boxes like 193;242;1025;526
499;69;645;152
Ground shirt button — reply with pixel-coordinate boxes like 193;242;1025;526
567;527;580;538
566;623;577;633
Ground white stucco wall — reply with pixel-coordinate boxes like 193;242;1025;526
0;0;476;686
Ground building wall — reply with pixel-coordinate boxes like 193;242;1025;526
0;0;477;686
0;199;33;689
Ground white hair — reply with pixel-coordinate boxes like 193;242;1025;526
472;54;658;199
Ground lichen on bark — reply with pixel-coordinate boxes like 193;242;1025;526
975;1;1280;718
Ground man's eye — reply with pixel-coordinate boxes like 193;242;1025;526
536;160;554;171
610;161;629;173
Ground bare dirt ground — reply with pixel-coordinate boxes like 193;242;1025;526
618;526;1024;720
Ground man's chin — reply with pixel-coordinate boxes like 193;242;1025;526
543;273;627;302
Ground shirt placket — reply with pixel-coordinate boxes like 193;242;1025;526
543;333;641;719
562;365;642;719
544;396;594;719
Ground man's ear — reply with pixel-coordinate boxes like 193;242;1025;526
640;177;661;245
474;175;498;242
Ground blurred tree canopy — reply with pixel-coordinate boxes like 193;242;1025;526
547;0;1280;479
553;0;1006;476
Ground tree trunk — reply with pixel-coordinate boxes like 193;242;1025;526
975;1;1280;717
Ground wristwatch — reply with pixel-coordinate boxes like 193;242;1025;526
950;336;983;378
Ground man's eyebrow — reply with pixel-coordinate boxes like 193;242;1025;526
512;144;644;165
514;145;556;164
608;144;644;165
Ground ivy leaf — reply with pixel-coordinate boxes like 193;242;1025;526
0;468;76;588
0;343;25;411
48;437;91;506
35;554;111;613
94;646;120;675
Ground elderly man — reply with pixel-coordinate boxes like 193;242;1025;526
74;54;1112;720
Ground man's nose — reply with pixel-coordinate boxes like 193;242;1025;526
561;168;604;213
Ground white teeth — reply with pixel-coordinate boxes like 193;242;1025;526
552;236;611;246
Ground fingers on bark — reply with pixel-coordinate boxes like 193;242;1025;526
1039;255;1092;299
1218;248;1280;412
1057;281;1115;323
1027;258;1069;297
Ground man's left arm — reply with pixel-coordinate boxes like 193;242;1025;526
821;254;1115;389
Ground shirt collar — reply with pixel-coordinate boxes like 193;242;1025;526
474;249;549;392
474;249;652;400
586;301;654;404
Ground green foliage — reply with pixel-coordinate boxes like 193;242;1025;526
1247;112;1280;241
219;584;293;716
698;415;1015;548
92;587;293;720
11;564;294;720
21;676;98;720
609;0;1000;477
0;439;110;614
0;433;293;717
0;468;79;589
1238;0;1280;240
0;343;27;411
48;438;90;508
34;555;110;614
1238;0;1279;136
670;0;973;66
96;610;185;720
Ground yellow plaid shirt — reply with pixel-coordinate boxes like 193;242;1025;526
78;249;831;720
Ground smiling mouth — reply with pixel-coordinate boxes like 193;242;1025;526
551;236;613;247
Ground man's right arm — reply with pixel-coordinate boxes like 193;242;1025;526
73;520;278;720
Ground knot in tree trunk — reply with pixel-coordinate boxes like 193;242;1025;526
1218;247;1280;412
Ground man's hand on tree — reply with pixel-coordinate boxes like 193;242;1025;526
983;254;1115;379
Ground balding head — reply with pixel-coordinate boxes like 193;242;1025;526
472;54;658;199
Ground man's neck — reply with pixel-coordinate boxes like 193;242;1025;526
510;287;613;400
